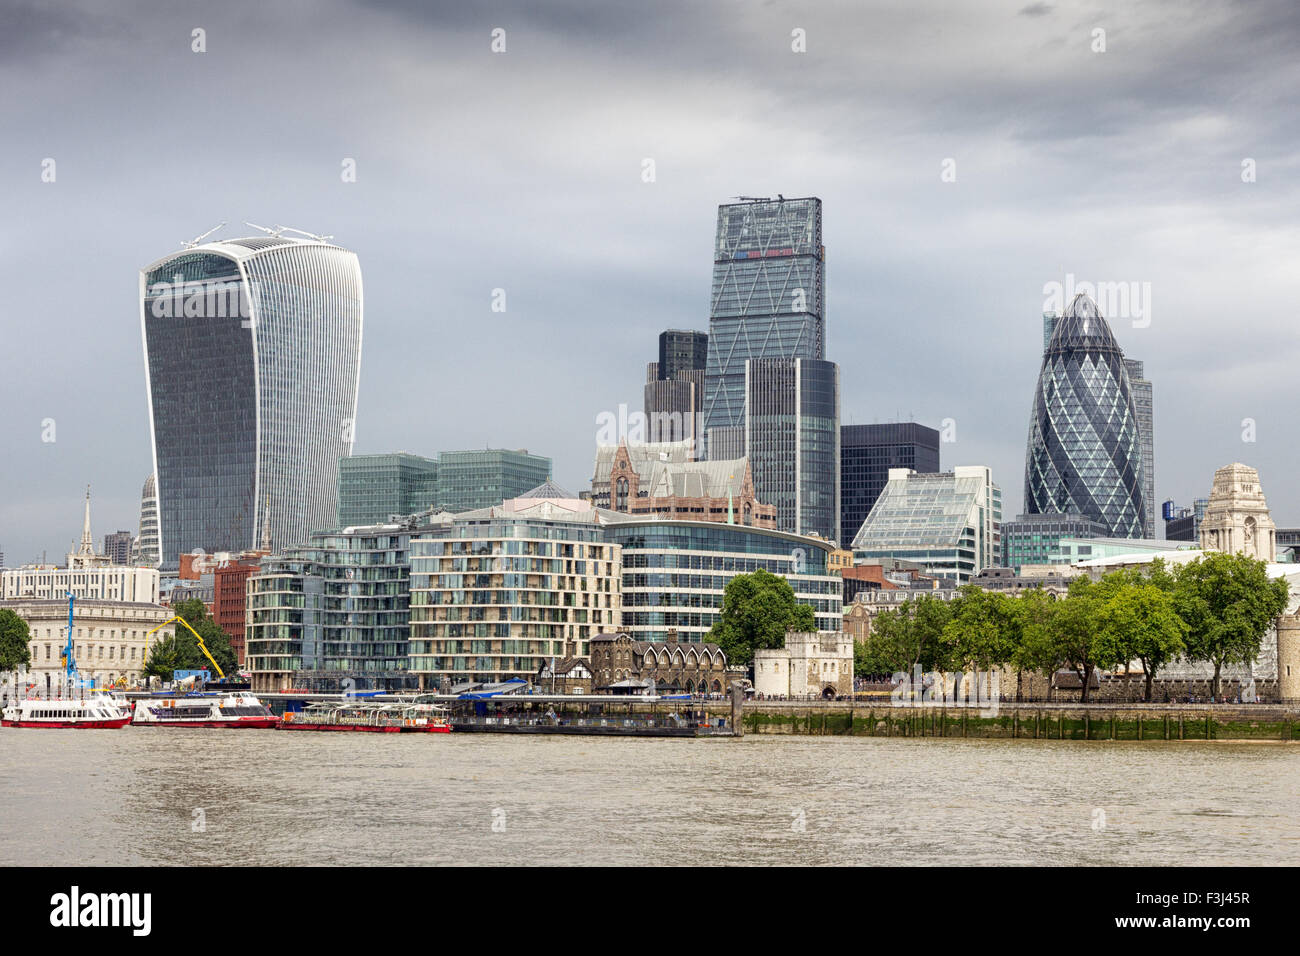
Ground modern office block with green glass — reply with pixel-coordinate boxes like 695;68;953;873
435;448;552;513
338;452;439;527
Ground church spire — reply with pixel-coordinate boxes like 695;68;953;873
79;485;94;556
260;492;272;553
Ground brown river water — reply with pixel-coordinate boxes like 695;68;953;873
2;729;1296;866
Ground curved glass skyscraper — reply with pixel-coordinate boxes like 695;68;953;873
1024;293;1145;538
140;233;363;567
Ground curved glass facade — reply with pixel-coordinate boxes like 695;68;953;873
141;237;362;566
1024;294;1145;538
604;520;842;642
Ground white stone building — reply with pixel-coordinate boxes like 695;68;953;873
1199;462;1277;561
1;598;175;694
754;630;854;699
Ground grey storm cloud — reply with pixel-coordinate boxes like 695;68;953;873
2;0;1299;565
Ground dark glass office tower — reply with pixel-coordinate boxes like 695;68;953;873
1025;294;1145;538
745;358;840;543
645;330;707;446
141;233;363;567
658;330;708;380
704;197;824;459
840;423;941;547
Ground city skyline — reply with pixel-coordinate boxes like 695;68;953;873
5;0;1300;564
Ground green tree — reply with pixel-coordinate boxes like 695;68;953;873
1016;577;1119;702
170;599;238;676
1095;582;1187;702
143;632;182;682
1174;552;1289;698
859;594;958;676
0;609;33;697
943;586;1020;672
708;569;815;667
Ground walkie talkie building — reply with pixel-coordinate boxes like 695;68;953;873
140;232;363;568
1024;293;1145;539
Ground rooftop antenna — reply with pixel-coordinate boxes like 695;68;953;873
279;226;335;242
243;221;286;238
181;221;226;250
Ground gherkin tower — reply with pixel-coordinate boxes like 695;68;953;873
1024;293;1146;538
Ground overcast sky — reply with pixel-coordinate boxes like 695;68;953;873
3;0;1299;564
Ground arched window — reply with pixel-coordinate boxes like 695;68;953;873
616;478;629;512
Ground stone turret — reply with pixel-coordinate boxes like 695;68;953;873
1199;463;1277;562
1278;613;1300;703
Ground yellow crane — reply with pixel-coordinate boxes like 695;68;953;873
145;615;226;680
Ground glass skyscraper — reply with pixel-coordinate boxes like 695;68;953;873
703;197;824;459
1025;294;1145;538
1123;358;1155;538
141;233;363;567
744;357;840;543
840;423;941;549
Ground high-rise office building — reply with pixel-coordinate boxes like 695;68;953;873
852;466;1001;584
658;329;708;380
103;531;134;566
140;232;363;567
840;423;941;549
1043;311;1154;537
131;473;161;568
645;330;708;447
338;452;439;526
703;197;824;459
1124;358;1155;538
644;371;702;446
1026;294;1145;538
435;448;552;513
744;357;840;542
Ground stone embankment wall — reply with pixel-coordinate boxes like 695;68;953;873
726;701;1299;741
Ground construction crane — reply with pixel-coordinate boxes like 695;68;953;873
732;195;772;202
60;591;78;686
181;221;226;249
279;226;335;242
146;615;227;681
243;221;286;238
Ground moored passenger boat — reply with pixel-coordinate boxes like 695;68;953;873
280;700;451;733
2;693;132;729
132;692;277;728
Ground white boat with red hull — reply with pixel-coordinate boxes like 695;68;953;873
132;692;277;728
2;693;132;729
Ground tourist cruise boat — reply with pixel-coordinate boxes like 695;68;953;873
132;692;278;728
2;693;132;729
280;700;451;733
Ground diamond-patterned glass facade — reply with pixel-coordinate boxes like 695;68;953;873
703;198;824;447
1024;294;1146;539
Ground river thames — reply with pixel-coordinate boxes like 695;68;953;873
2;731;1296;866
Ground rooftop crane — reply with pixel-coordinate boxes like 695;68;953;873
279;226;335;242
243;221;286;238
181;221;226;250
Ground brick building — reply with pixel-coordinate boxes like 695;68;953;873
598;440;776;527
